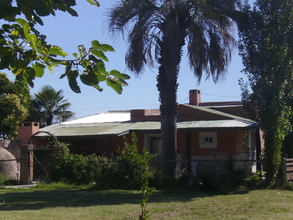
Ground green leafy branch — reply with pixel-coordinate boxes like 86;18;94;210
120;133;156;220
0;0;129;94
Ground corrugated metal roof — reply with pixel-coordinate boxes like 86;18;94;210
37;119;258;138
177;120;257;129
62;111;130;124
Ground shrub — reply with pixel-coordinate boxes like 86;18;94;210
49;142;98;185
94;134;157;190
93;156;129;189
0;173;19;186
244;171;264;188
198;161;246;194
48;135;157;191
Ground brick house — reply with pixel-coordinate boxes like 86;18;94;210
19;89;263;175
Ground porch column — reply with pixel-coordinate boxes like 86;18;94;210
186;130;192;173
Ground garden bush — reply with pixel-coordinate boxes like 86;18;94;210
0;173;18;186
198;161;246;194
94;134;157;189
49;143;99;185
48;135;157;189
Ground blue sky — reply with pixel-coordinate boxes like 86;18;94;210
6;0;248;119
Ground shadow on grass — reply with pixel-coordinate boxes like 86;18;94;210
0;187;212;211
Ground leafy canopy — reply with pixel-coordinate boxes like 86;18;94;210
30;85;75;127
0;72;29;139
0;0;129;94
238;0;293;184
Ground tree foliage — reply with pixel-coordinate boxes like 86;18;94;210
0;72;30;139
0;0;129;94
108;0;242;177
238;0;293;184
29;85;75;127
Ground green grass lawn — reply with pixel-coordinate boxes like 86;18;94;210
0;184;292;220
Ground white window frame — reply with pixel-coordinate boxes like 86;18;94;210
199;132;217;148
144;134;161;154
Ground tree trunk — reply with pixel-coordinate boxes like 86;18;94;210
157;70;178;178
157;39;183;178
156;12;185;178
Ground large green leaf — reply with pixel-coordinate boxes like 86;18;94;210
69;78;81;93
91;40;114;52
26;75;35;88
118;79;129;86
95;61;106;73
88;54;100;63
0;56;12;69
106;78;123;94
100;44;115;52
16;19;31;37
91;49;108;62
80;72;102;90
50;46;68;57
91;40;100;49
80;71;103;92
26;33;39;51
34;1;51;16
86;0;100;7
66;8;78;17
33;62;45;77
26;67;36;79
0;47;12;56
68;70;81;93
110;70;130;80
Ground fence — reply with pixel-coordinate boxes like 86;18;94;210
285;158;293;182
151;158;262;178
7;145;293;184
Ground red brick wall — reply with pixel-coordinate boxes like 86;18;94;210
176;130;249;156
18;122;39;145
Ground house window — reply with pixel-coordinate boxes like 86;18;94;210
144;134;161;154
199;132;217;148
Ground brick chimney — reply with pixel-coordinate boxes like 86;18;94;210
189;89;201;106
18;122;39;145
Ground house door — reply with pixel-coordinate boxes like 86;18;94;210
144;134;161;154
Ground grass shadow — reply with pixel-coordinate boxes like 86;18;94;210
0;187;213;211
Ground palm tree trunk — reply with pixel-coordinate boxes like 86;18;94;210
157;31;183;178
157;71;178;178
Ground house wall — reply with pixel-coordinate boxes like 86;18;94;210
130;109;161;121
30;130;250;162
176;129;249;157
45;133;146;157
62;135;126;157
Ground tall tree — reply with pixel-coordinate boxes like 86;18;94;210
238;0;293;184
0;0;129;94
108;0;241;177
0;72;29;139
31;85;75;127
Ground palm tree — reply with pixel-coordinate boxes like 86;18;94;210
31;85;75;127
108;0;241;177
